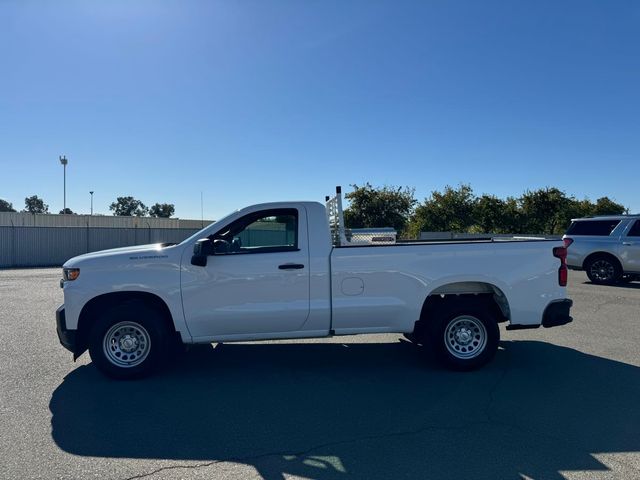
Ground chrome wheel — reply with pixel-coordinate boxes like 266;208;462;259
103;321;151;368
444;315;487;360
590;260;615;282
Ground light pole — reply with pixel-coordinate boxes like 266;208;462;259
59;155;68;214
89;191;94;215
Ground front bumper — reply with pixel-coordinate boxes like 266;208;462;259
56;305;77;354
542;299;573;328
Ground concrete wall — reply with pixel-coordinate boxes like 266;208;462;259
0;212;212;229
0;226;201;268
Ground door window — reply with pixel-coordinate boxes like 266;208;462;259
628;220;640;237
211;209;298;254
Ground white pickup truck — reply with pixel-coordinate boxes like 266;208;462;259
56;187;573;379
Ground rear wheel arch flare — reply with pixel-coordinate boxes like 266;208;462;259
415;282;510;336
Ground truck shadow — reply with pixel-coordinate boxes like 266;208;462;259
50;340;640;480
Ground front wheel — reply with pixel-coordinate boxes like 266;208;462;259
88;302;169;379
428;303;500;371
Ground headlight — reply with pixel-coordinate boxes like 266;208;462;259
63;268;80;281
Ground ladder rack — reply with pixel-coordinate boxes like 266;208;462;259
325;186;350;246
325;186;397;247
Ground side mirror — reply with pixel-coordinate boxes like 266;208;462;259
191;238;214;266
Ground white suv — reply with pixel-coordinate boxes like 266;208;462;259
563;215;640;284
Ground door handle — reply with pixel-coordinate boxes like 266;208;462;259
623;242;634;246
278;263;305;270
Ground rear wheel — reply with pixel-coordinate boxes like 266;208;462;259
88;301;170;379
585;255;622;285
426;301;500;371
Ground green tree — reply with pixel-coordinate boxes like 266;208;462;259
501;197;523;233
343;183;416;234
592;197;626;216
408;184;475;237
149;203;175;218
404;184;627;237
471;195;523;234
23;195;49;214
472;195;507;233
0;199;16;212
109;196;148;216
566;198;595;219
58;208;75;214
556;197;625;231
519;188;571;234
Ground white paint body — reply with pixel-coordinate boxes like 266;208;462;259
62;201;568;342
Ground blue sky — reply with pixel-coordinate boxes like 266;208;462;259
1;0;638;219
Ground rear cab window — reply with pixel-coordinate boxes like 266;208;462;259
565;220;621;236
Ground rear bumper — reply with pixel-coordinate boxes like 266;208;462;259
56;305;77;353
542;299;573;328
506;299;573;331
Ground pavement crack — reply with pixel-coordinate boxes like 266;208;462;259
117;353;531;480
119;460;224;480
591;296;624;314
116;422;495;480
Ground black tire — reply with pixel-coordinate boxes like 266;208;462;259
88;301;170;379
585;255;622;285
426;300;500;371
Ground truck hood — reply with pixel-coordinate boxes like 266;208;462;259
63;243;177;268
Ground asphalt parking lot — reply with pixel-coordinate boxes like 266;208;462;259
1;269;639;480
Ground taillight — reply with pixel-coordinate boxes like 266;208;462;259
558;265;568;286
553;246;568;286
563;237;574;247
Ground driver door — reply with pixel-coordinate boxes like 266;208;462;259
181;207;311;339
